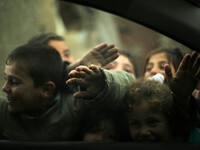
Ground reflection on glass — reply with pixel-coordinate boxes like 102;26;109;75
0;0;192;96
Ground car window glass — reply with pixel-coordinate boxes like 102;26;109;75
0;0;193;96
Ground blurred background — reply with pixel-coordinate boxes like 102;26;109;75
0;0;192;96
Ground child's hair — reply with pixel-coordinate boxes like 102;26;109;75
144;47;184;74
6;44;63;88
27;32;65;45
81;108;131;141
125;78;174;118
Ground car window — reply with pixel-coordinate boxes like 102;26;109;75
0;0;195;96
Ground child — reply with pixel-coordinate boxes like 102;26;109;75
81;108;131;142
0;44;135;140
28;32;74;63
144;47;184;78
125;79;200;143
103;51;138;77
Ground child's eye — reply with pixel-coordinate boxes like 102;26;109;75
145;65;152;72
145;69;150;72
12;80;20;85
124;69;131;73
7;78;21;85
159;65;165;70
148;119;160;127
10;80;19;85
129;121;140;128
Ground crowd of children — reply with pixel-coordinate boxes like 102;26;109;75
0;33;199;143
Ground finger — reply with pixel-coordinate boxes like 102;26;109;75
196;68;200;80
99;43;115;54
193;56;200;74
73;91;92;99
104;48;119;58
68;70;78;77
103;53;119;66
68;70;87;78
164;64;173;81
66;78;86;87
94;43;107;51
188;51;198;69
89;64;100;73
176;54;190;71
76;66;93;75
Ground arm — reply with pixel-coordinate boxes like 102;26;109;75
66;43;119;72
165;51;200;129
165;51;200;111
66;64;136;109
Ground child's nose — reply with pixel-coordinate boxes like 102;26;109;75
139;128;151;136
2;82;10;93
150;67;158;76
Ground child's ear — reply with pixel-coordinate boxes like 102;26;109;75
42;81;56;99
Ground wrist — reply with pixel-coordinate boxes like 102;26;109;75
171;92;190;111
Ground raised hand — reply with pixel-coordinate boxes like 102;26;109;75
80;43;119;67
165;51;200;109
66;65;105;99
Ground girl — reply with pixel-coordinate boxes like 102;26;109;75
124;79;200;143
144;47;184;78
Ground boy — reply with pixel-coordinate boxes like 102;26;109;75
0;44;135;140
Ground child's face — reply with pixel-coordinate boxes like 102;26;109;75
144;52;175;78
83;119;117;142
2;62;45;113
128;102;173;143
103;55;135;76
48;40;74;63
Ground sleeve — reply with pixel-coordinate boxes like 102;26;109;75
173;94;200;138
176;95;200;128
187;96;200;128
0;96;7;139
91;68;136;110
188;127;200;143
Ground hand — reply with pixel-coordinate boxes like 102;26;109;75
165;51;200;108
80;43;119;67
66;65;105;99
193;89;200;102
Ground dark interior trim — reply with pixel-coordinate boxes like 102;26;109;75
1;141;200;150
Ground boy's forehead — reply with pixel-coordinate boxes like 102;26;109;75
5;62;28;77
